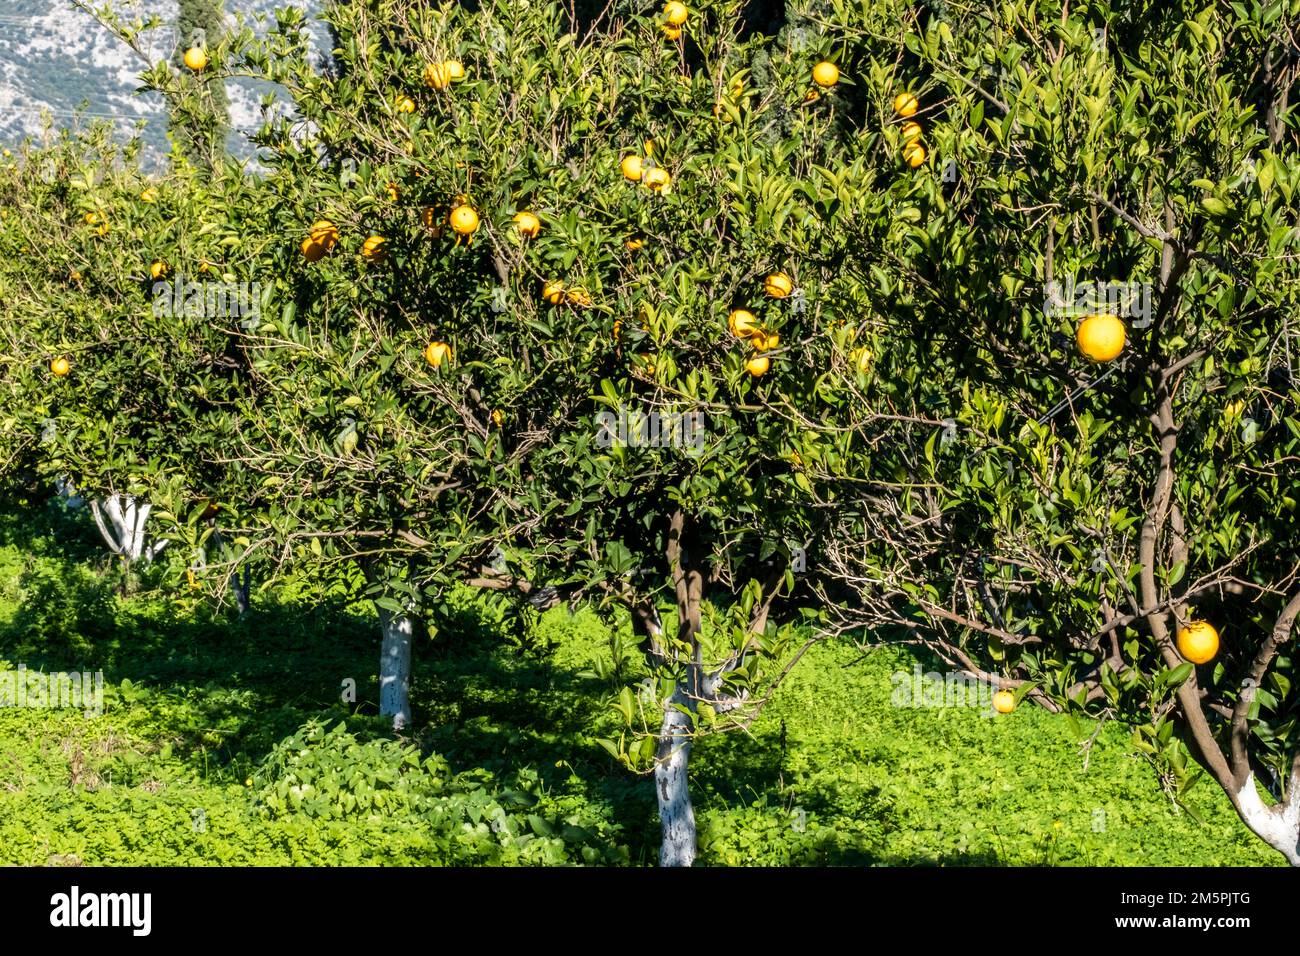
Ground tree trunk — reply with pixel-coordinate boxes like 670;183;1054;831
656;682;696;867
1234;774;1300;866
376;604;413;732
90;495;168;564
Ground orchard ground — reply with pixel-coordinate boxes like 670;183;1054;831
0;505;1276;866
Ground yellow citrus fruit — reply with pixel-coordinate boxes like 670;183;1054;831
893;92;919;116
763;272;793;299
183;46;208;71
663;24;682;40
424;341;452;369
397;96;416;113
745;354;771;377
664;1;688;25
301;237;326;262
362;235;387;261
903;142;927;167
445;60;466;81
425;62;451;90
992;690;1016;714
565;286;593;308
513;211;541;238
625;237;644;251
644;167;671;190
309;219;338;248
542;280;566;304
812;61;840;88
449;204;479;235
1176;621;1220;664
752;331;780;351
728;308;758;338
140;187;158;203
50;356;70;377
621;154;644;182
901;121;922;143
1076;313;1126;362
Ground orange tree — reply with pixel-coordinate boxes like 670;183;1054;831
811;0;1300;864
0;127;265;584
63;0;931;864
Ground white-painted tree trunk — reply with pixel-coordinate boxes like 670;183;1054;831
376;604;413;732
655;685;696;867
1235;774;1300;866
90;495;169;563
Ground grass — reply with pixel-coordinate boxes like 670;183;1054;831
0;502;1281;866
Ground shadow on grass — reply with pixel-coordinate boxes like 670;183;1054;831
0;502;922;865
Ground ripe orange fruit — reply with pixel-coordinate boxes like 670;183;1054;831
445;60;466;81
663;1;688;25
745;354;771;377
362;235;387;261
542;280;566;304
621;154;644;182
301;237;327;262
812;61;840;88
728;308;758;338
644;167;671;190
425;62;451;90
396;96;416;113
1177;621;1220;664
565;286;593;308
424;341;452;369
513;211;541;238
903;142;926;167
663;24;682;40
309;219;339;249
992;690;1015;714
893;92;919;116
183;46;208;71
150;260;168;280
901;121;922;143
752;331;780;351
50;356;70;377
1076;314;1126;362
763;272;793;299
449;204;479;235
